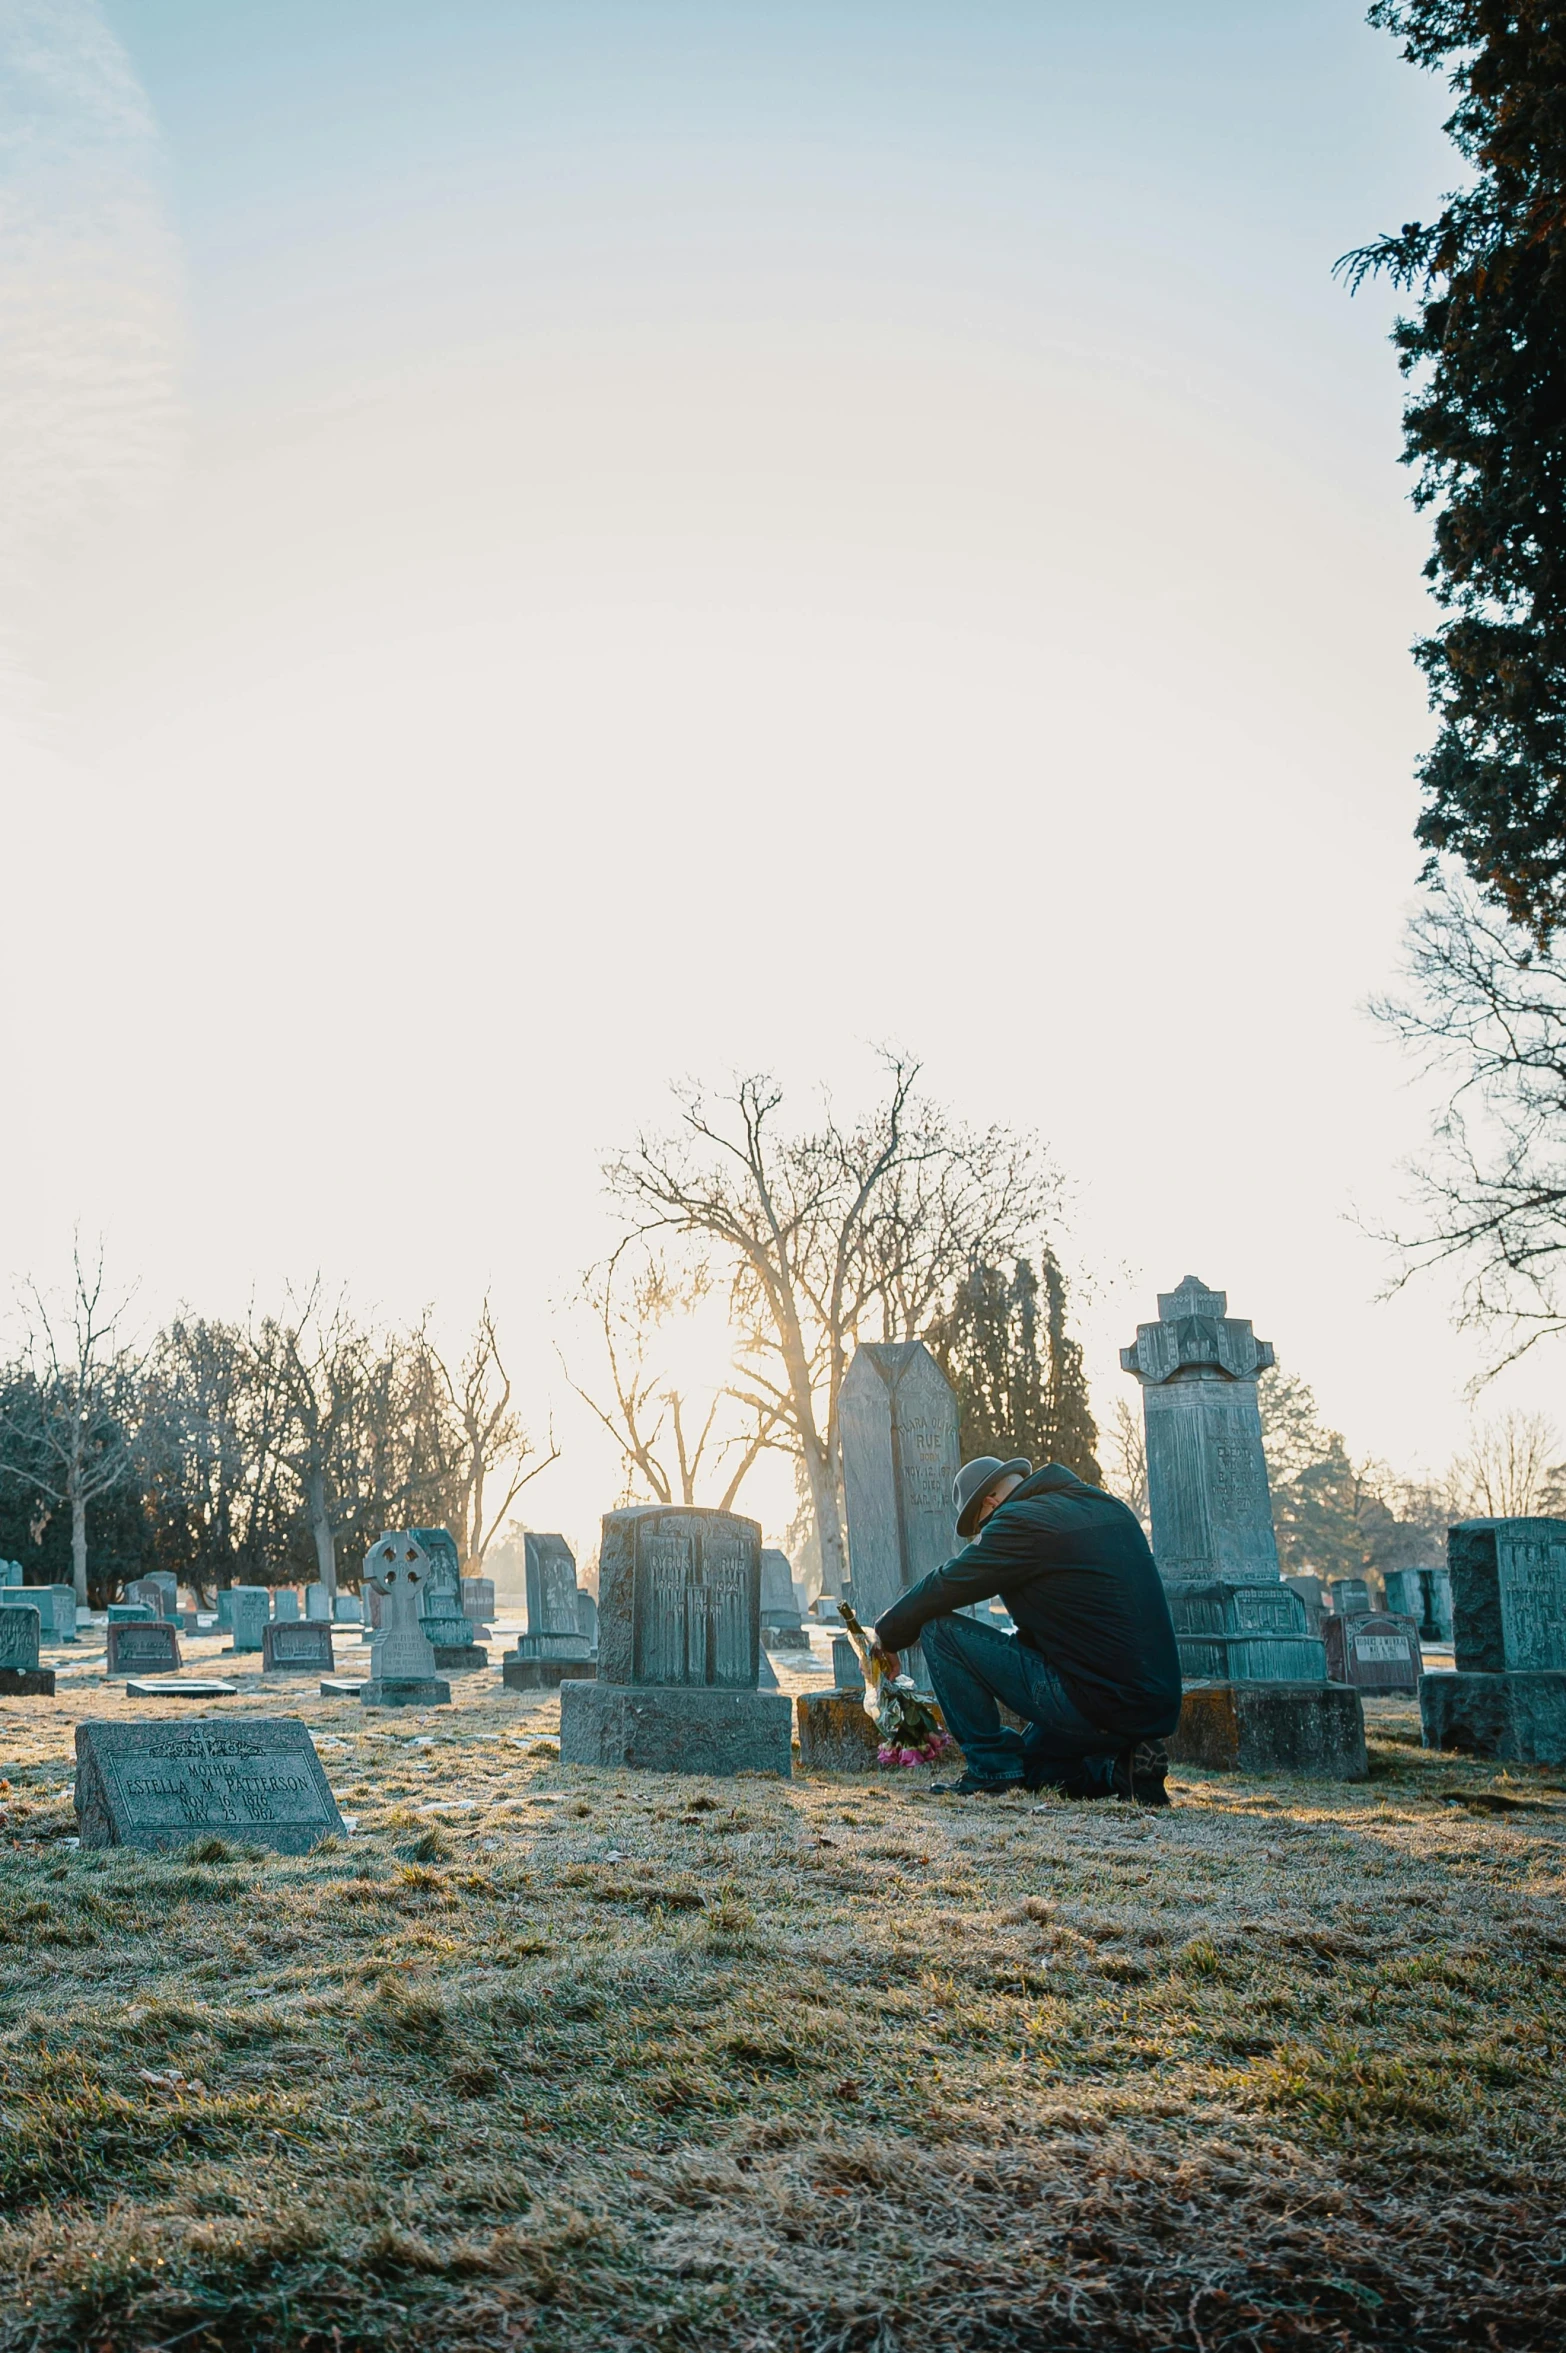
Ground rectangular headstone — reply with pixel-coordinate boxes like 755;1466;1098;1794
333;1594;362;1623
0;1587;75;1643
262;1621;335;1674
75;1718;344;1852
1324;1611;1422;1694
225;1586;270;1654
630;1519;755;1688
1329;1579;1372;1620
1121;1278;1280;1584
306;1582;332;1621
272;1588;301;1622
576;1587;599;1648
524;1534;581;1637
839;1342;961;1638
107;1602;156;1624
1449;1519;1566;1672
0;1604;42;1672
0;1561;20;1586
1164;1580;1326;1683
461;1576;495;1623
106;1620;182;1677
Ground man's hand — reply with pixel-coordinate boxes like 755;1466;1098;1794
871;1643;901;1681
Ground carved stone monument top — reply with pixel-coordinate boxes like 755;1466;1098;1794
596;1506;760;1690
1119;1276;1276;1386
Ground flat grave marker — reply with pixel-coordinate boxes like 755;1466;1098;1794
75;1718;344;1852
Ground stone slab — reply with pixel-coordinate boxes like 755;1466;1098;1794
0;1668;55;1696
125;1679;238;1699
359;1678;451;1707
1323;1611;1422;1695
320;1677;368;1696
74;1717;344;1852
560;1680;792;1776
1168;1680;1368;1779
0;1604;42;1674
1419;1669;1566;1765
502;1656;597;1691
761;1624;810;1650
433;1643;489;1671
796;1690;881;1772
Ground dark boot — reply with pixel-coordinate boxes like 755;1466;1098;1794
1110;1740;1171;1807
929;1771;1026;1797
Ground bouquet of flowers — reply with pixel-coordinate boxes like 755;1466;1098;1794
836;1602;954;1768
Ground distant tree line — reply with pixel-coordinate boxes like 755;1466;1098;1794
0;1258;552;1607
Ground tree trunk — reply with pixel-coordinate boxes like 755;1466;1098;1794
802;1430;847;1596
308;1468;337;1596
70;1490;89;1606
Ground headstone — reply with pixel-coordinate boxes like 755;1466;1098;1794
1123;1276;1368;1779
409;1528;484;1667
576;1587;599;1649
272;1588;301;1623
1283;1574;1326;1632
759;1548;809;1650
832;1634;864;1692
461;1576;496;1629
359;1535;451;1707
1;1586;76;1643
0;1561;20;1586
839;1341;961;1683
261;1621;335;1676
106;1620;182;1678
1120;1277;1280;1582
1385;1566;1454;1643
1328;1578;1372;1620
0;1603;54;1694
333;1594;362;1623
107;1602;157;1625
217;1588;236;1630
505;1533;594;1688
1421;1518;1566;1763
320;1675;368;1696
559;1506;792;1775
305;1582;332;1622
126;1577;175;1620
1323;1611;1422;1695
223;1586;270;1655
74;1718;344;1852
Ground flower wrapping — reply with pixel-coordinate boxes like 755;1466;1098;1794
836;1603;954;1768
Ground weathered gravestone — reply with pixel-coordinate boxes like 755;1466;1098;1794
576;1587;599;1649
1329;1578;1372;1621
0;1561;20;1585
0;1604;54;1694
1385;1566;1454;1643
359;1535;451;1707
760;1548;809;1649
262;1621;335;1675
796;1628;879;1769
1421;1518;1566;1763
306;1582;332;1622
559;1506;791;1775
1;1586;76;1643
223;1586;271;1654
839;1341;961;1686
107;1602;156;1625
75;1718;342;1851
333;1594;361;1623
126;1577;176;1619
461;1576;495;1629
1122;1277;1366;1779
505;1533;594;1690
106;1620;182;1678
1283;1574;1326;1633
272;1588;301;1623
217;1588;236;1630
1323;1611;1423;1695
410;1528;484;1668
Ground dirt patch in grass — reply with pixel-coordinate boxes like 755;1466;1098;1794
0;1678;1560;2345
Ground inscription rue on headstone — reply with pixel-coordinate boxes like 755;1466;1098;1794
75;1718;344;1853
106;1620;182;1678
1120;1276;1280;1584
262;1621;335;1675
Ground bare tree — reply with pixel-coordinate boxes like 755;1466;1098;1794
1376;880;1566;1372
0;1243;140;1603
271;1284;368;1599
1449;1410;1565;1520
429;1298;558;1567
604;1057;1057;1588
564;1243;782;1509
1105;1397;1148;1531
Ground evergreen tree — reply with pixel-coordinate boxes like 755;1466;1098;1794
1342;5;1566;939
930;1255;1102;1486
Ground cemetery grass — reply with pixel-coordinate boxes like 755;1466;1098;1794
0;1678;1563;2349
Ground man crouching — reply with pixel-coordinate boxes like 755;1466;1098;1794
871;1456;1181;1805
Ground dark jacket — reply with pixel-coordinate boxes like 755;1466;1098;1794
874;1464;1181;1740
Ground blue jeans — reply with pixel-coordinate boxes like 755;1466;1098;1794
920;1613;1119;1790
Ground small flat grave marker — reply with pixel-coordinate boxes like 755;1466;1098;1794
75;1717;344;1852
125;1679;239;1699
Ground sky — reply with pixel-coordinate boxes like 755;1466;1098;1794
0;0;1543;1562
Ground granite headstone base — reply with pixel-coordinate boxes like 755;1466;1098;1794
359;1677;451;1708
431;1645;488;1673
502;1656;596;1691
1168;1681;1368;1779
560;1682;792;1777
796;1690;880;1771
0;1668;55;1696
1420;1670;1566;1765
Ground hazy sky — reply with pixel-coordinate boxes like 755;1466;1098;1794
2;1;1536;1556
